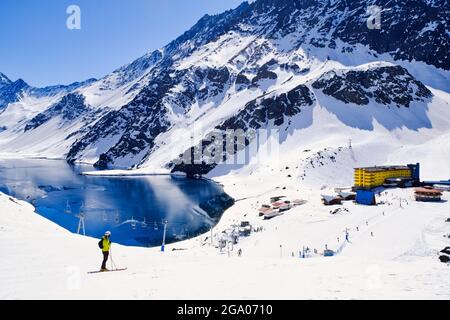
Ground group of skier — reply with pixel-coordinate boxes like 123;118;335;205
95;218;380;271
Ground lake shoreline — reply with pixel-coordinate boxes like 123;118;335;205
0;158;233;248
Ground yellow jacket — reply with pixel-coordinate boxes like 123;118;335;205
102;236;111;252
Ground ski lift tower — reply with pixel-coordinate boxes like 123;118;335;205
76;202;86;235
161;219;168;252
76;212;86;235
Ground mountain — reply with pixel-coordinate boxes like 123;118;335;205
0;73;12;88
311;65;432;107
0;75;96;111
23;93;92;132
0;79;29;110
0;0;449;175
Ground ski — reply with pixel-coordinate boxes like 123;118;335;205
87;268;127;274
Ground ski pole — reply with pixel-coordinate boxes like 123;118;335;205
110;248;117;270
110;254;117;270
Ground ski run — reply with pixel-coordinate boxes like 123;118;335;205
0;146;449;299
1;0;450;300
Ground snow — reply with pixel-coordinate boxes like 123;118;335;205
176;33;259;70
1;2;450;299
418;21;439;36
0;94;62;131
1;176;449;299
1;36;449;165
2;84;450;298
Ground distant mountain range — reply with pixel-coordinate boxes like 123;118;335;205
0;0;449;177
0;73;96;110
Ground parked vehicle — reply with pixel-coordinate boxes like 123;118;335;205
239;221;252;236
263;209;282;220
259;204;275;216
271;201;291;212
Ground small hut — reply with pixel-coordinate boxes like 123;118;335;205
433;184;450;192
270;196;287;203
356;189;376;206
321;195;342;206
414;187;443;202
338;191;356;201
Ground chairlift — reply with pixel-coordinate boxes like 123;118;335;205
115;211;120;224
182;226;189;237
154;221;159;230
131;216;137;230
64;200;71;215
142;217;148;228
76;211;85;218
102;211;108;222
77;202;85;218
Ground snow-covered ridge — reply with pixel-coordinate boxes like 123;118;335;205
0;0;449;171
311;65;433;107
1;0;450;299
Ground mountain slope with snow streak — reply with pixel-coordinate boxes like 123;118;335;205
0;0;448;170
1;0;450;300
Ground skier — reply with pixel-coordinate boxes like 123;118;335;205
99;231;112;271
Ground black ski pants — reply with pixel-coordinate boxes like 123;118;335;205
101;251;109;270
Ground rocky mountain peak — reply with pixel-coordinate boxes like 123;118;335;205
0;72;12;88
0;0;447;173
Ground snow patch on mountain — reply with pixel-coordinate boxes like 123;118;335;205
0;0;448;171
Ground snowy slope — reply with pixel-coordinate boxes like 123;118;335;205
1;0;450;300
0;183;449;299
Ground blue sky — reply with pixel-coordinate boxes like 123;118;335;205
0;0;245;87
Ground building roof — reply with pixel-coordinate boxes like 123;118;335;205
321;195;342;202
415;187;443;196
355;165;410;173
272;201;289;208
338;191;355;198
259;206;273;213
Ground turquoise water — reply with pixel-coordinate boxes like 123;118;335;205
0;159;233;247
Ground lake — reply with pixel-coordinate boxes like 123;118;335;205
0;159;233;247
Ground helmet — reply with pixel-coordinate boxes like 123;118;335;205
104;231;111;236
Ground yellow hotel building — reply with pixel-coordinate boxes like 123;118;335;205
354;166;412;189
